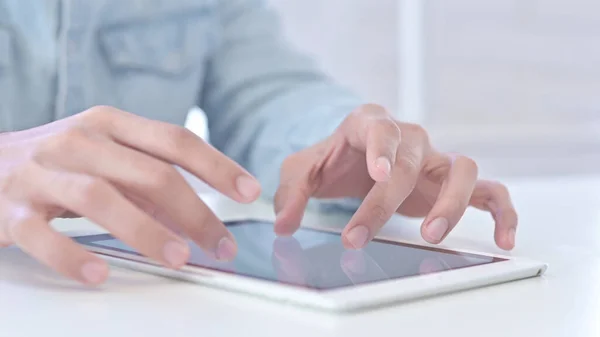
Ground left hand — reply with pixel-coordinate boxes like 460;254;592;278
274;104;517;250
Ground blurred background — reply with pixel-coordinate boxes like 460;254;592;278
272;0;600;179
188;0;600;180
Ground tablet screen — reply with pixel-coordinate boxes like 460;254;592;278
76;220;506;290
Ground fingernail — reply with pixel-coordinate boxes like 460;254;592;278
236;176;261;200
508;228;516;247
216;237;237;261
346;226;370;249
426;218;449;242
81;262;108;285
163;241;190;267
375;156;392;177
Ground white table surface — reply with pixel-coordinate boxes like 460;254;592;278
1;175;599;337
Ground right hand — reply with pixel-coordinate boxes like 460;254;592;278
0;106;261;285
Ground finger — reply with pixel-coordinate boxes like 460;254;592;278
39;135;234;250
340;105;399;182
124;186;237;261
0;201;108;285
342;146;424;249
82;107;261;203
14;164;192;268
365;118;401;182
273;152;318;236
272;237;307;284
273;182;312;236
421;155;478;244
471;180;518;250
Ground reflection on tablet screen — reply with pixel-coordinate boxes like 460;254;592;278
85;221;504;290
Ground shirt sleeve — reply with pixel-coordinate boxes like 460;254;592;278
199;0;364;211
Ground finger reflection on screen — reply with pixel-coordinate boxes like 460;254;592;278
419;256;452;275
340;250;390;284
271;236;308;284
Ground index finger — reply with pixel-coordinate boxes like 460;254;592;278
342;145;424;249
83;107;261;203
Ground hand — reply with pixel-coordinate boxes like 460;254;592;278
274;104;517;250
0;106;261;285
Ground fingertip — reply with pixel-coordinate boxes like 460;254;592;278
493;227;515;251
421;217;449;244
163;240;191;268
274;226;296;237
236;175;262;203
274;215;299;237
504;228;516;250
341;239;356;250
343;225;370;249
273;195;307;236
81;261;110;286
216;236;238;261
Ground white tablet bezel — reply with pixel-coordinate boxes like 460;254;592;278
68;225;548;312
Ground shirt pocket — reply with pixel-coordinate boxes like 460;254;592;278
98;6;216;78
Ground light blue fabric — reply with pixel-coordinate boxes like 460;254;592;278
0;0;364;208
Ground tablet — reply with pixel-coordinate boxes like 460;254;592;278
71;220;547;312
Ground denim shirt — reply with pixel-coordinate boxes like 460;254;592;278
0;0;364;202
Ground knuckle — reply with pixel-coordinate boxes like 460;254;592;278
492;181;510;195
0;162;40;196
193;209;215;236
369;204;391;224
0;168;22;196
404;123;427;136
6;207;40;242
378;119;401;140
403;123;430;145
482;180;509;197
148;164;180;191
395;155;420;177
442;195;468;214
37;127;90;158
207;156;225;176
71;176;110;207
456;155;479;177
360;103;388;116
164;125;197;153
79;105;124;129
82;105;121;119
79;105;110;122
